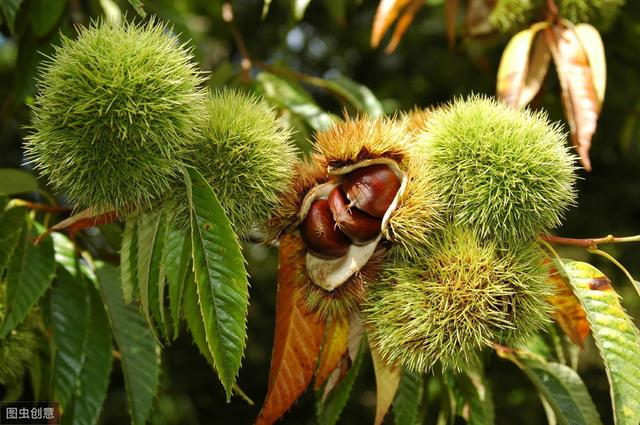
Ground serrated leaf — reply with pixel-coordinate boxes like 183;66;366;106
0;221;55;338
29;0;66;38
52;233;76;277
293;0;312;20
185;167;249;400
69;289;113;425
384;0;424;54
96;263;160;425
324;77;384;117
545;22;600;171
315;317;349;390
51;268;91;409
316;337;366;425
256;234;325;425
371;346;401;425
136;209;168;341
0;168;38;195
498;349;601;425
183;272;213;366
163;225;189;340
548;265;590;347
393;369;424;425
120;216;138;304
558;261;640;425
0;206;27;273
257;72;334;131
126;0;145;17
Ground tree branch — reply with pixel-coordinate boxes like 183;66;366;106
540;234;640;249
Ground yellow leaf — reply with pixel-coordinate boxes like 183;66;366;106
315;317;349;390
547;265;590;347
371;0;412;47
520;31;552;107
256;234;326;425
371;346;401;425
385;0;425;53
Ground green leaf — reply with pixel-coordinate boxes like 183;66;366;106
182;273;213;366
29;0;66;38
69;289;113;425
0;206;27;273
454;370;494;425
96;263;160;425
50;268;91;408
293;0;312;20
325;76;385;117
257;72;334;131
185;167;249;400
501;350;601;425
0;221;55;338
0;168;38;195
120;216;139;304
0;0;24;33
558;260;640;425
136;210;168;341
52;233;76;277
164;225;189;339
316;338;366;425
126;0;146;17
393;369;424;425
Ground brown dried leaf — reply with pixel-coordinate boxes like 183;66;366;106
545;22;601;171
371;346;401;425
445;0;459;50
371;0;412;48
496;23;549;108
384;0;425;53
574;24;606;106
256;234;326;425
315;317;349;390
548;265;590;347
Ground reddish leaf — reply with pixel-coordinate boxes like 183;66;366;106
315;317;349;390
256;234;326;425
545;22;601;171
520;31;552;107
548;266;590;347
36;208;119;243
385;0;425;53
574;24;606;106
371;0;412;48
371;346;401;425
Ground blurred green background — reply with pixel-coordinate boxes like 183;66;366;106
1;0;639;423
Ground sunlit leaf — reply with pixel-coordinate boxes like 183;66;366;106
185;167;249;400
325;76;384;117
557;261;640;425
545;22;600;171
547;265;590;347
371;0;411;48
293;0;312;20
316;338;366;425
497;23;548;108
257;72;334;131
393;369;423;425
385;0;424;54
97;263;160;425
520;32;552;107
315;317;349;390
574;24;606;106
498;349;601;425
371;346;401;425
0;221;55;338
0;168;38;195
256;234;325;425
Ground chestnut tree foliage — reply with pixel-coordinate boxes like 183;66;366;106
1;1;640;425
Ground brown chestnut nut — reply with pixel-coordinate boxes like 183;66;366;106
327;186;381;245
342;164;401;218
300;199;351;259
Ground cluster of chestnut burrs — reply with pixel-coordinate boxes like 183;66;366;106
299;164;401;259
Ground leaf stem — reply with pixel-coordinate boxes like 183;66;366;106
222;3;253;82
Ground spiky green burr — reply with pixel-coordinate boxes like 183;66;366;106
187;89;298;232
26;19;207;213
364;226;551;372
419;96;577;247
557;0;624;29
489;0;540;33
